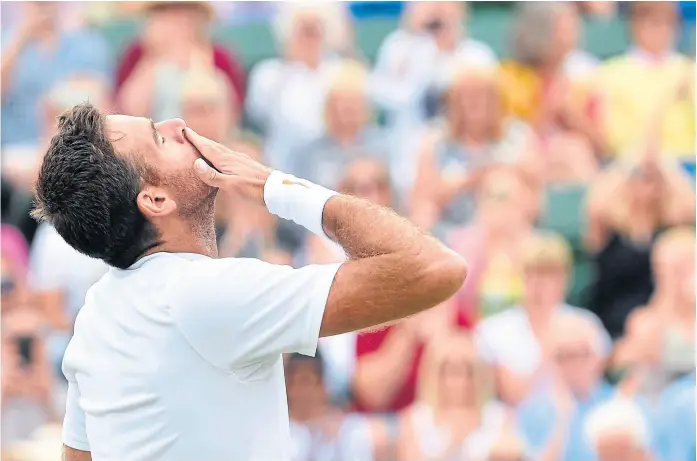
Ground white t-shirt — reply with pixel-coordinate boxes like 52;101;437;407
62;252;341;461
474;304;611;375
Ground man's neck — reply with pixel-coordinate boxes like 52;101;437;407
146;216;218;260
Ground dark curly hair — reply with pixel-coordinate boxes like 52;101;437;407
32;102;160;269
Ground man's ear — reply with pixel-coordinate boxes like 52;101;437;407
137;186;177;219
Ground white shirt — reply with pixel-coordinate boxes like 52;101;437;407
62;252;341;461
474;304;611;375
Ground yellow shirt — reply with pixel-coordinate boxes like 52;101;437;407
593;53;695;160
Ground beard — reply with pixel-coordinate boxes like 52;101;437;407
166;168;218;234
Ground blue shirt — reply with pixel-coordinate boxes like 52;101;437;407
655;374;695;461
1;28;111;147
517;382;615;461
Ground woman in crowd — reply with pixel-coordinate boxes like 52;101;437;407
500;2;603;161
585;153;695;339
612;227;695;398
116;1;245;121
395;332;511;461
246;2;351;171
448;164;538;319
370;2;497;193
410;64;536;234
474;231;611;405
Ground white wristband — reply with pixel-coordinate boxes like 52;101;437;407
263;170;338;238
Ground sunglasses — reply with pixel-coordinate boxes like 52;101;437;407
343;179;389;196
554;347;592;363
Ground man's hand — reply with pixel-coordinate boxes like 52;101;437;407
184;128;271;206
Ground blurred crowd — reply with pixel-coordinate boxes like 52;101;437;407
1;1;696;460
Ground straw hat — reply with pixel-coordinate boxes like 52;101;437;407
139;1;214;21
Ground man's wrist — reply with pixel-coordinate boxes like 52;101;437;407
263;171;338;238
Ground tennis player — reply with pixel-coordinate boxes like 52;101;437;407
32;103;467;461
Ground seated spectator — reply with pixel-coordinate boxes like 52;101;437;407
593;1;694;161
1;256;55;448
584;397;656;461
370;1;497;193
1;1;111;147
501;3;603;148
285;352;378;461
246;3;351;171
654;373;695;461
116;1;245;121
396;332;511;461
475;231;611;405
290;60;390;192
517;313;615;461
28;222;109;376
612;227;695;397
449;165;539;319
410;64;536;233
586;153;695;339
179;67;241;144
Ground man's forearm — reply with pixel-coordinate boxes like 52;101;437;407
63;446;91;461
318;194;467;336
322;195;445;261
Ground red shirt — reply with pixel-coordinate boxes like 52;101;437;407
353;307;473;413
115;41;246;108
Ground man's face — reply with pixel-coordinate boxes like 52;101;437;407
182;96;235;144
522;265;567;308
632;6;678;55
106;115;215;219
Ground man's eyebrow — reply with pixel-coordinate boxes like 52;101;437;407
149;118;159;145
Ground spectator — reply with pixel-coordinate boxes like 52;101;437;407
290;60;390;192
370;1;497;194
28;222;109;376
500;2;604;154
179;68;241;144
585;154;695;338
1;1;111;147
285;352;377;461
475;231;611;405
246;2;351;171
517;313;615;461
396;332;510;461
584;397;656;461
115;1;245;121
593;1;694;160
1;256;55;448
654;373;695;461
449;165;538;319
410;64;536;233
612;227;695;397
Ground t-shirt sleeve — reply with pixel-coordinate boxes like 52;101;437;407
62;379;90;451
171;258;342;373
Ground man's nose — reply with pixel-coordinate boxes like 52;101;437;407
156;118;187;144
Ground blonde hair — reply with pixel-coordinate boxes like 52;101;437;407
274;2;352;54
598;159;686;234
323;60;372;127
445;64;506;142
653;226;696;259
522;230;573;271
416;332;493;411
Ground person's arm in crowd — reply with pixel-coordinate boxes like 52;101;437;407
115;42;156;117
352;322;420;411
367;30;436;113
63;446;91;461
584;166;624;253
410;130;476;230
1;12;51;96
186;128;468;338
245;60;285;130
